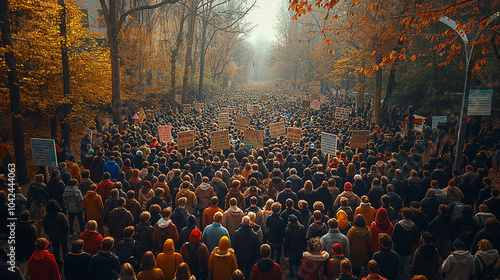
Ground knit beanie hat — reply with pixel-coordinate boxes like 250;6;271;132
189;228;202;243
332;243;343;254
344;182;352;192
218;236;230;254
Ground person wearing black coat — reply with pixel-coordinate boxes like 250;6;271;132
452;205;478;250
266;202;286;265
87;237;121;280
314;181;334;214
419;189;441;221
352;175;369;198
276;181;298;210
179;215;197;246
430;164;448;188
286;171;303;194
368;179;384;210
372;233;399;280
280;199;302;223
428;204;453;259
284;214;306;278
46;170;66;213
16;210;37;277
410;231;440;280
232;216;260;280
472;217;500;254
64;239;91;280
457;176;475;206
42;200;69;269
90;152;106;183
170;202;189;236
116;172;131;192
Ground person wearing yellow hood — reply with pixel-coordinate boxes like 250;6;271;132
208;236;238;280
336;209;352;235
156;238;183;280
346;214;372;277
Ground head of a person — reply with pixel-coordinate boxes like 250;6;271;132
367;260;380;274
353;214;366;227
34;238;49;251
214;211;223;223
272;202;281;214
71;239;84;253
378;233;392;249
420;231;433;245
101;237;114;252
260;244;271;258
340;259;353;276
119;263;136;280
307;237;322;253
86;220;98;232
477;239;494;251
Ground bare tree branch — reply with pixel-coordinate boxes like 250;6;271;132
117;0;182;33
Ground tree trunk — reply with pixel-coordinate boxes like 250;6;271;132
198;20;208;101
356;75;364;116
380;64;397;126
107;0;123;129
59;0;71;153
171;7;186;111
373;59;382;124
0;0;28;185
50;116;58;139
182;0;197;104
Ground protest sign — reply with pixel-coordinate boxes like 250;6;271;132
183;104;191;113
221;107;234;115
158;125;172;143
321;132;337;154
432;116;448;129
335;107;350;120
287;127;302;143
211;130;230;151
468;89;493;115
193;102;202;111
138;107;146;123
269;122;286;139
235;115;250;131
218;113;230;128
303;100;310;108
145;110;154;120
31;138;58;167
310;100;320;110
244;130;264;149
177;131;194;150
253;105;260;115
350;130;369;149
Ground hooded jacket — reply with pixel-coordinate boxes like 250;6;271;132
196;183;217;209
347;226;372;269
47;178;65;209
232;224;260;264
208;236;238;280
16;220;36;262
176;188;198;214
96;179;114;201
442;250;476;280
202;205;223;230
284;220;307;255
202;222;230;253
79;230;103;256
298;251;333;280
156;239;183;280
87;250;121;280
307;221;328;240
354;202;377;226
43;211;69;242
82;191;104;220
180;231;210;275
102;160;120;179
63;250;91;280
90;156;106;183
222;206;244;235
320;228;351;258
153;218;179;249
474;249;500;277
63;185;84;213
28;250;61;280
410;243;440;280
392;219;418;256
250;258;283;280
66;160;82;182
373;247;399;280
225;187;245;210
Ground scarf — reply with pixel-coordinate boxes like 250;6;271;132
374;208;391;231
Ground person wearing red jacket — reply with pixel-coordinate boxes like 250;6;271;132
152;207;179;252
97;172;114;200
79;220;103;256
250;244;282;280
28;238;61;280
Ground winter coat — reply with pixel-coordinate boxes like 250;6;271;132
171;207;189;235
392;220;418;256
225;188;245;211
347;226;372;269
78;178;94;197
156;239;183;280
369;222;394;253
410;244;439;280
232;224;260;264
43;211;68;242
196;183;217;209
107;207;134;241
286;174;303;193
354;203;377;226
96;179;114;201
135;221;154;256
63;251;91;280
442;250;476;280
16;221;36;262
102;160;120;179
222;206;244;235
420;195;441;221
333;191;361;211
250;258;283;280
298;251;333;280
474;249;500;279
79;230;103;256
211;178;228;208
315;186;334;213
82;191;104;220
176;188;198;214
266;213;285;246
180;241;210;275
63;185;83;213
208;237;238;280
284;221;307;256
47;178;66;210
90;157;106;183
28;250;61;280
137;268;165;280
202;223;230;253
65;160;82;182
138;187;154;210
152;218;180;250
320;228;351;258
307;222;328;240
202;205;223;230
87;251;121;280
370;248;397;280
429;214;453;241
443;186;464;204
368;185;385;209
125;198;142;225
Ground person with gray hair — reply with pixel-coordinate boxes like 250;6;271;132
232;215;260;279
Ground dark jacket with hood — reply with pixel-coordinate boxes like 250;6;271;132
266;213;285;246
373;247;399;280
90;156;106;183
410;243;440;280
47;177;66;210
107;207;134;240
250;258;283;280
16;220;37;262
180;215;197;245
286;174;303;193
429;214;453;241
43;210;69;242
87;251;121;280
284;219;307;255
64;250;91;280
306;221;328;240
392;219;418;256
232;224;260;264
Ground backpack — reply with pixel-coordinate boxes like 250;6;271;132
116;241;139;270
477;255;499;280
185;242;201;274
451;202;464;221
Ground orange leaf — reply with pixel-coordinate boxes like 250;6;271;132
410;55;417;61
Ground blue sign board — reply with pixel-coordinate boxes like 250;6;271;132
321;132;337;155
468;90;493;116
30;138;58;167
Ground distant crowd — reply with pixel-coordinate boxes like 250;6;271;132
1;83;500;280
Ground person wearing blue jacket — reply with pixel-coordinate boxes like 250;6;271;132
103;156;120;180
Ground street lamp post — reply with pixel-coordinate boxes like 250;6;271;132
439;13;500;171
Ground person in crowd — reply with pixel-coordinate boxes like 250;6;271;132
16;210;37;277
79;220;103;256
410;231;440;280
28;238;61;280
362;260;387;280
108;197;135;242
472;217;500;254
347;214;372;276
42;200;69;269
473;239;500;279
372;233;399;280
176;181;198;214
196;176;217;216
63;178;85;237
27;174;49;236
429;204;453;259
232;216;260;279
250;244;283;280
391;207;418;280
354;195;377;226
202;211;230;253
321;218;350;258
152;207;179;252
64;239;91;280
125;190;142;225
222;197;244;237
284;214;306;278
97;172;114;201
179;214;197;245
180;228;209;280
47;170;66;213
82;185;104;234
137;251;165;280
442;238;476;280
202;196;223;230
298;237;333;280
156;238;183;280
369;208;393;255
87;237;121;280
208;236;238;280
307;210;329;240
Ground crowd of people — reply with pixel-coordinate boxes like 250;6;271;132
1;83;500;280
